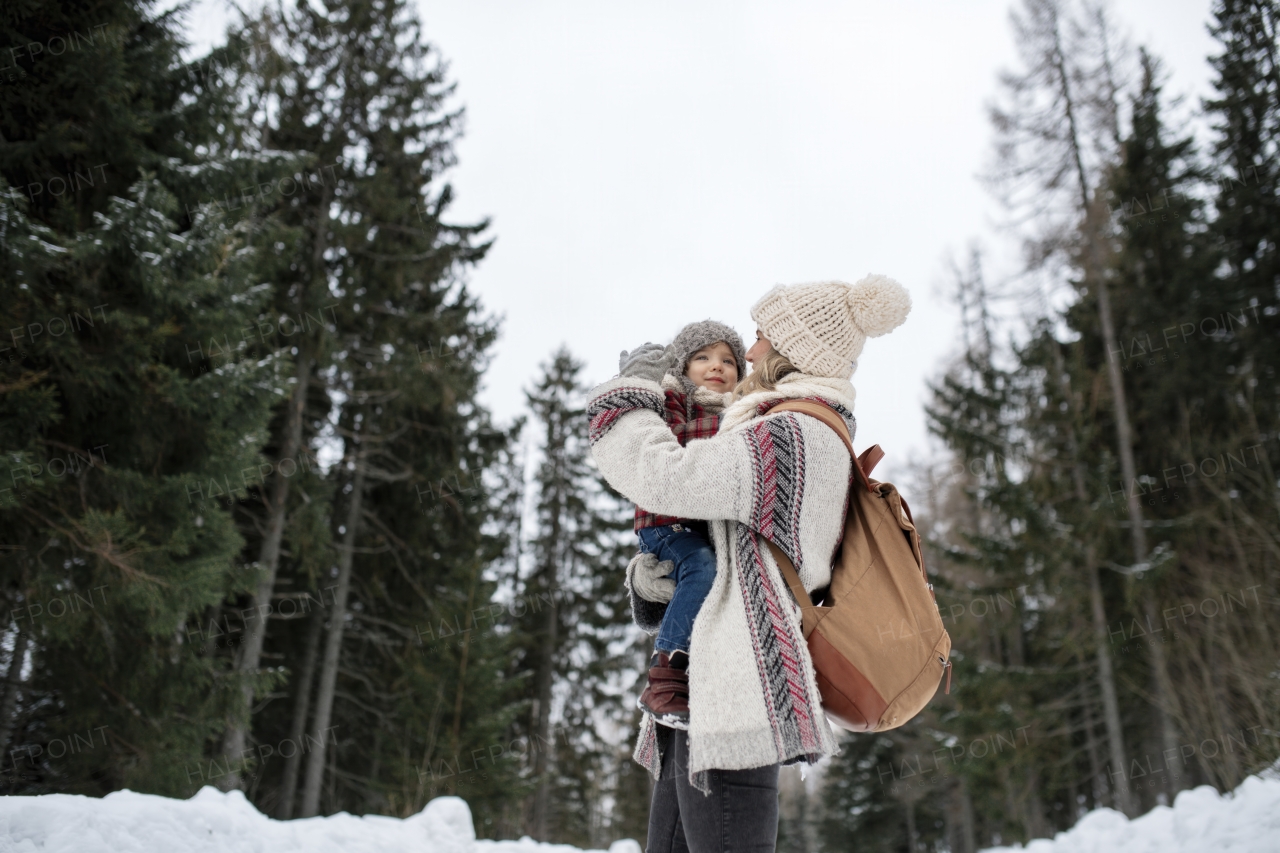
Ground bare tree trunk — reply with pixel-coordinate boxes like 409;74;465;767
298;452;366;817
414;682;446;810
221;179;329;789
1087;552;1135;814
1050;333;1136;817
0;626;30;757
202;603;223;658
1096;275;1183;792
1079;654;1104;809
797;771;815;853
277;603;324;818
531;557;559;840
327;724;338;811
945;781;964;853
1024;764;1051;839
959;779;978;853
1205;619;1243;787
220;343;313;789
447;562;481;796
528;431;564;842
905;798;918;853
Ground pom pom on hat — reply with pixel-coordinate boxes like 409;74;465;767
847;274;912;338
749;275;911;379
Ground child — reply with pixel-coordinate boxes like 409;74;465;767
621;321;746;729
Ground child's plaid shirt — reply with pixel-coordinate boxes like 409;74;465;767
633;384;723;531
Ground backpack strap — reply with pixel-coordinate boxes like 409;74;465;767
764;539;822;638
773;399;922;558
761;400;869;637
769;400;853;452
768;400;883;490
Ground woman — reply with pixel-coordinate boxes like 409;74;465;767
586;276;913;852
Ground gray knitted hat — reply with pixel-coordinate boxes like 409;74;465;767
668;320;747;382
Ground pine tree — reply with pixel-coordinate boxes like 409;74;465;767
516;347;634;845
208;6;347;786
1073;50;1221;801
984;0;1200;814
0;0;291;795
194;0;514;820
1203;0;1280;522
1174;0;1280;788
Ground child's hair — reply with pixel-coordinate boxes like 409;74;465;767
734;347;799;397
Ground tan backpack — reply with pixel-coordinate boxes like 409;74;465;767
766;400;951;732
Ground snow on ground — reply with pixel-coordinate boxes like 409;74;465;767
0;785;643;853
983;767;1280;853
2;769;1278;852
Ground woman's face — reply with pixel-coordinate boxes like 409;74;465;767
745;329;772;366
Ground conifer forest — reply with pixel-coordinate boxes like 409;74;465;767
1;1;1278;851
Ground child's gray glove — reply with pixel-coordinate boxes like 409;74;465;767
626;551;676;603
618;343;675;383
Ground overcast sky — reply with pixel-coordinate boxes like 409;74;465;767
180;0;1218;473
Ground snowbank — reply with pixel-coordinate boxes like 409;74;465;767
983;769;1280;853
0;785;643;853
4;770;1277;853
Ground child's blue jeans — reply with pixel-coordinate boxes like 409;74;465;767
636;522;717;655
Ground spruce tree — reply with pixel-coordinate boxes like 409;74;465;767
0;0;291;795
1075;52;1222;800
986;0;1193;814
1178;0;1280;788
1203;0;1280;502
515;347;633;845
197;0;514;821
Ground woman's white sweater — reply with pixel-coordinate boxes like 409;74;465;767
587;372;856;786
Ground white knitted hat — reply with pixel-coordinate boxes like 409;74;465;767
749;275;912;379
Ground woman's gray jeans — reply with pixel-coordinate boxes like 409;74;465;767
646;727;781;853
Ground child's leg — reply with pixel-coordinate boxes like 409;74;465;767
637;525;717;656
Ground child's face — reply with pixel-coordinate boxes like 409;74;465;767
685;341;739;391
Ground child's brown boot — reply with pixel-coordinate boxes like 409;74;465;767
638;650;689;730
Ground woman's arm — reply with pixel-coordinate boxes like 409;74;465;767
587;377;753;523
588;377;851;580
